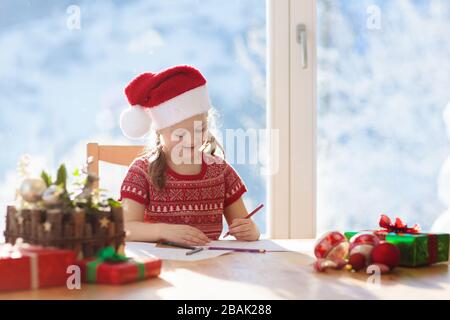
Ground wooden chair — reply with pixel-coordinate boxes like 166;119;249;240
87;143;145;189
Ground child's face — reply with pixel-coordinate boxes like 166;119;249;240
159;113;208;161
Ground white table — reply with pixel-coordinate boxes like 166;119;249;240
1;240;449;299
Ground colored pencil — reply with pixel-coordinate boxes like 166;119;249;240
223;203;264;238
158;241;196;250
186;247;204;256
207;247;266;253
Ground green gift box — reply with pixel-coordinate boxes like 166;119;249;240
345;231;449;267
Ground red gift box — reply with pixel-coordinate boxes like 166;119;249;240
0;243;76;292
77;247;162;285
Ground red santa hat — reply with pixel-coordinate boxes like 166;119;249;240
120;65;212;139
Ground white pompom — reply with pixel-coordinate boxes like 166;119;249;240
119;106;152;139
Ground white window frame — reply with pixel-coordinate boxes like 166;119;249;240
267;0;316;239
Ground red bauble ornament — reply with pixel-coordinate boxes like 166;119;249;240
347;232;380;270
371;242;400;269
349;243;374;267
348;252;366;271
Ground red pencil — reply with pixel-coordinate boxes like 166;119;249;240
223;203;264;238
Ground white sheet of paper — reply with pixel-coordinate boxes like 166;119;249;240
206;239;292;252
125;241;233;261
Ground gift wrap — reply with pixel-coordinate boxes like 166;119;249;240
0;243;76;291
345;231;449;267
77;247;162;284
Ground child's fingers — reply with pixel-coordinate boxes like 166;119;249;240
187;231;210;244
187;235;208;246
229;223;252;234
232;231;253;240
229;218;252;228
185;226;210;242
180;237;196;246
182;235;207;246
230;218;251;226
189;230;210;243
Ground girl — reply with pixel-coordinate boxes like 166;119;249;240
118;65;260;246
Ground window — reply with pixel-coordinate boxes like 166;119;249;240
0;0;268;235
317;0;450;233
270;0;450;238
268;0;316;238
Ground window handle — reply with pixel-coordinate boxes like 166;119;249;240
296;23;307;69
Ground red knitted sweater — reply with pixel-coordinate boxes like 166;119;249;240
119;153;247;239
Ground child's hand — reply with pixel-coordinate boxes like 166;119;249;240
228;219;260;241
159;223;211;246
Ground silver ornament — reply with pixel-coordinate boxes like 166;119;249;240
19;177;47;203
42;185;63;206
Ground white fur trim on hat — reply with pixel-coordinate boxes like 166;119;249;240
149;84;211;130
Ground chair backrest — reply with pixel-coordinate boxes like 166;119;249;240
87;143;146;189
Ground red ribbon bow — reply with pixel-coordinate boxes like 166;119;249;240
379;214;421;234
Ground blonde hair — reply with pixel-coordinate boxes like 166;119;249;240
141;109;224;190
